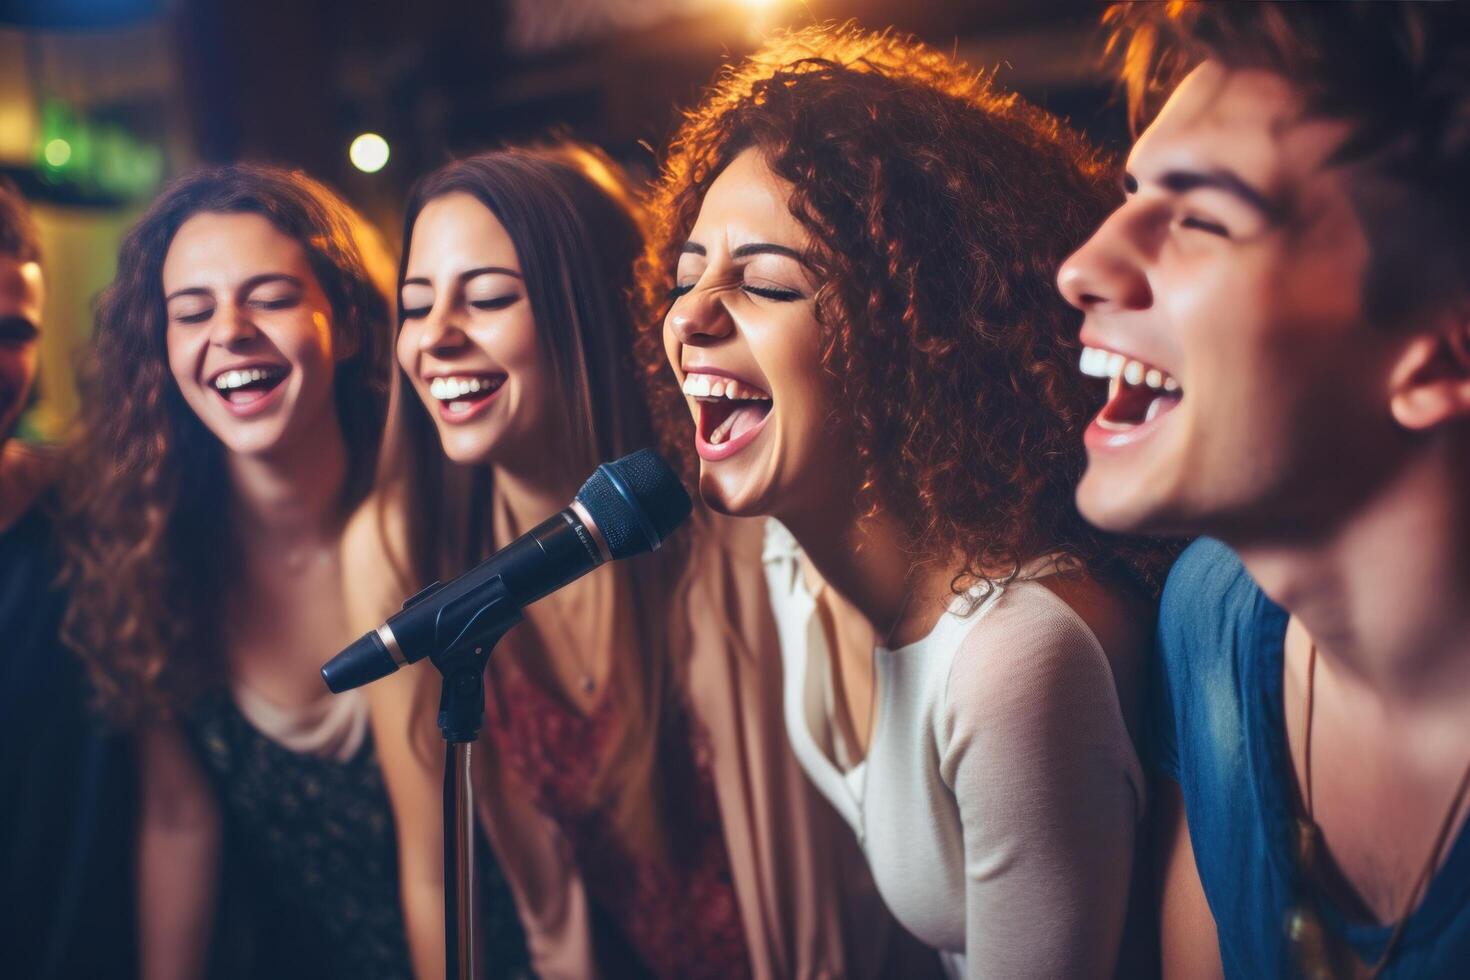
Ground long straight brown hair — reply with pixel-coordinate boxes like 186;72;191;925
382;145;692;851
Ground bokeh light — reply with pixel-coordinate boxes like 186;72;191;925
349;132;390;173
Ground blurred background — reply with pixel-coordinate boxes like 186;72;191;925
0;0;1124;443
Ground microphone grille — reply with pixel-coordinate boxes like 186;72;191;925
575;449;693;560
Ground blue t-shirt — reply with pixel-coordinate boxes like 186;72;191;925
1152;538;1470;978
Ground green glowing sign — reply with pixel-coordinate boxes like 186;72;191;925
35;100;164;200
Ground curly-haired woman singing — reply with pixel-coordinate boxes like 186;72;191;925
643;25;1176;979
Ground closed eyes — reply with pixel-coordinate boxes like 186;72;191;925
666;281;803;302
1178;215;1231;238
401;294;520;319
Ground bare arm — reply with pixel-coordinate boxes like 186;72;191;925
1157;778;1225;980
343;493;448;980
136;724;220;980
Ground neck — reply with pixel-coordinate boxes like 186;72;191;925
0;439;54;533
491;455;578;537
227;419;349;547
1236;442;1470;706
780;496;945;646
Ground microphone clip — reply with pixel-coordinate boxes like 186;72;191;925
430;574;522;743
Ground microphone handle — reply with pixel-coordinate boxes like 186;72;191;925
322;509;606;693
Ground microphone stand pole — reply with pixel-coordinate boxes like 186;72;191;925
429;576;521;980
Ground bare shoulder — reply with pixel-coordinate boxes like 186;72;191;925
341;485;413;632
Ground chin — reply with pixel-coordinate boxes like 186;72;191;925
1078;468;1207;540
1076;470;1158;536
215;429;290;459
441;440;495;467
697;468;770;520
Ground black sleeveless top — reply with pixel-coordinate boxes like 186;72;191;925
187;692;531;979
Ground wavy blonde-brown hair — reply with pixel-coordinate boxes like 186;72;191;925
636;23;1179;597
61;164;393;726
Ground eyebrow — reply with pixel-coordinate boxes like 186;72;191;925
163;273;302;304
163;286;212;304
402;266;523;288
679;241;806;263
1139;167;1285;223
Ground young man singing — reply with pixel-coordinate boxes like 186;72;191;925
1058;4;1470;977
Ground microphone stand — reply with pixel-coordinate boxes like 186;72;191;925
428;576;522;980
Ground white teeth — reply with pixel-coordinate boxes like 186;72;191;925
1144;397;1166;423
1078;346;1181;395
681;372;771;401
1078;347;1108;378
429;376;499;401
214;367;280;391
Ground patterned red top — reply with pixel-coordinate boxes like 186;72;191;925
483;655;750;979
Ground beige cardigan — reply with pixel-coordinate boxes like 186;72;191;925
350;500;938;979
473;514;938;979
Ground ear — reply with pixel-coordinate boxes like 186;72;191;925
1389;307;1470;431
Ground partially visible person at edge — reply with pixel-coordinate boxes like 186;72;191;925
1059;3;1470;977
346;141;937;979
59;163;525;980
644;24;1177;979
0;177;137;980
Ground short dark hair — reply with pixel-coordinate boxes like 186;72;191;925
1106;0;1470;321
0;175;41;264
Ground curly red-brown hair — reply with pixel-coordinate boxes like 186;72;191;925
636;23;1177;595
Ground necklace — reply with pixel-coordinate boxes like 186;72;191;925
532;576;609;698
495;488;603;698
1289;640;1470;978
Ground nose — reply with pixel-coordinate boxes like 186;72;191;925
416;301;469;355
208;302;260;349
1056;207;1154;314
666;285;735;346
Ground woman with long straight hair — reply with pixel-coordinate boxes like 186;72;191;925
351;143;936;979
58;164;499;980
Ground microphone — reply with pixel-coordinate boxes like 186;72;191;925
322;449;692;694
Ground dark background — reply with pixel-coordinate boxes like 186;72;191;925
0;0;1126;439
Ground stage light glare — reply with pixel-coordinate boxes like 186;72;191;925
349;133;390;173
43;138;72;168
737;0;781;8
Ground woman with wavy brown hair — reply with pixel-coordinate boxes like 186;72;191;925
643;25;1175;979
348;142;938;979
57;164;475;980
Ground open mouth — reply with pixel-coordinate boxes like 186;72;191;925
1079;346;1183;435
211;365;288;408
427;373;506;422
684;372;773;460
